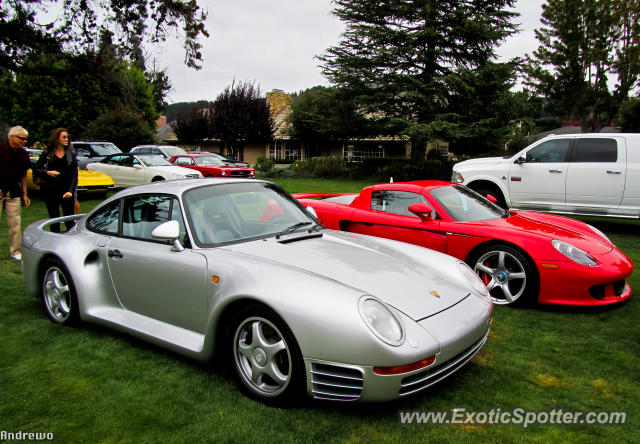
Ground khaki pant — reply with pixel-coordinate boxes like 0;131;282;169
1;196;22;256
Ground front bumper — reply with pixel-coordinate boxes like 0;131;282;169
536;247;634;306
303;294;492;402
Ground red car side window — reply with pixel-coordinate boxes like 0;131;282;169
370;190;427;217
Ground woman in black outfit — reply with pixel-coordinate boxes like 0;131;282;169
34;128;78;232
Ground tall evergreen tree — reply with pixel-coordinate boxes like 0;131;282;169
319;0;519;159
524;0;640;131
286;86;370;157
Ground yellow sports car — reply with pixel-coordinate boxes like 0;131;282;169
27;152;116;196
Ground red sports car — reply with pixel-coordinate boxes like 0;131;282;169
169;153;255;178
294;181;633;307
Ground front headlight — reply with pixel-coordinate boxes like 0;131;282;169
587;224;612;244
552;240;597;266
451;171;464;183
358;296;404;346
458;261;490;299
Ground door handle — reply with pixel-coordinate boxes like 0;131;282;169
606;170;622;175
108;249;123;259
548;169;563;173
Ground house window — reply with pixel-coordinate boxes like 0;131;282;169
344;144;384;162
284;142;301;161
269;141;283;159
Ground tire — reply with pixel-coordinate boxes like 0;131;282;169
468;244;538;306
470;185;507;209
228;304;304;405
41;258;80;325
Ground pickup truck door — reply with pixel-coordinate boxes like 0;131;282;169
565;137;626;210
508;138;572;209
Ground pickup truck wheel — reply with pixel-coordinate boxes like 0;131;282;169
471;186;507;209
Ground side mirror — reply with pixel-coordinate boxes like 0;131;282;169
515;155;527;164
306;206;318;219
151;220;184;252
133;163;142;169
408;203;434;221
486;194;498;204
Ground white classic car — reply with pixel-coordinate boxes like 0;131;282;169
87;153;202;187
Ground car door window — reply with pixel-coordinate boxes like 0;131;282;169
75;148;90;157
86;201;120;234
121;195;188;244
526;139;571;162
371;190;428;217
572;138;617;162
175;157;194;166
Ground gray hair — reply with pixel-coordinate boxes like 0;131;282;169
8;126;28;138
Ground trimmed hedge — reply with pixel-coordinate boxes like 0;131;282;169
256;156;454;182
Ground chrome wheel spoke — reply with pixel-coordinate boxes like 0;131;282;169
509;272;526;280
266;361;288;386
499;283;515;302
476;263;494;275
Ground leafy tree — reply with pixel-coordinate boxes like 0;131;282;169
172;103;210;143
441;61;532;155
0;51;158;143
319;0;519;159
524;0;640;131
82;107;155;151
164;100;213;122
285;86;371;157
0;0;208;72
209;81;274;160
615;97;640;132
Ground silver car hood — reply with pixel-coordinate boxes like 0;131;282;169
224;231;475;320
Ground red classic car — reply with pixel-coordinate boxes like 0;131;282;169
169;153;255;178
295;181;633;307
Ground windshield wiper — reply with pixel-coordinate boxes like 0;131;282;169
275;221;313;239
307;221;324;232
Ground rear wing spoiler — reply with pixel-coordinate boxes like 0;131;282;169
292;193;341;200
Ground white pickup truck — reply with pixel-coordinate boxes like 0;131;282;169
451;133;640;219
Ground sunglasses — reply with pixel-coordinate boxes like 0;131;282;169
13;135;27;141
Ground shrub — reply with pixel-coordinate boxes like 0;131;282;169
254;157;275;173
348;157;454;182
292;157;346;178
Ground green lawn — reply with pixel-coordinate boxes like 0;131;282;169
0;179;638;443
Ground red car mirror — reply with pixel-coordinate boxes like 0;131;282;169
408;203;433;221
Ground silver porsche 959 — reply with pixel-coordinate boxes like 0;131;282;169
22;179;492;404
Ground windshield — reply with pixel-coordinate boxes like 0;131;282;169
138;155;174;167
195;156;226;166
162;146;186;157
430;185;507;221
184;182;314;246
91;143;121;156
